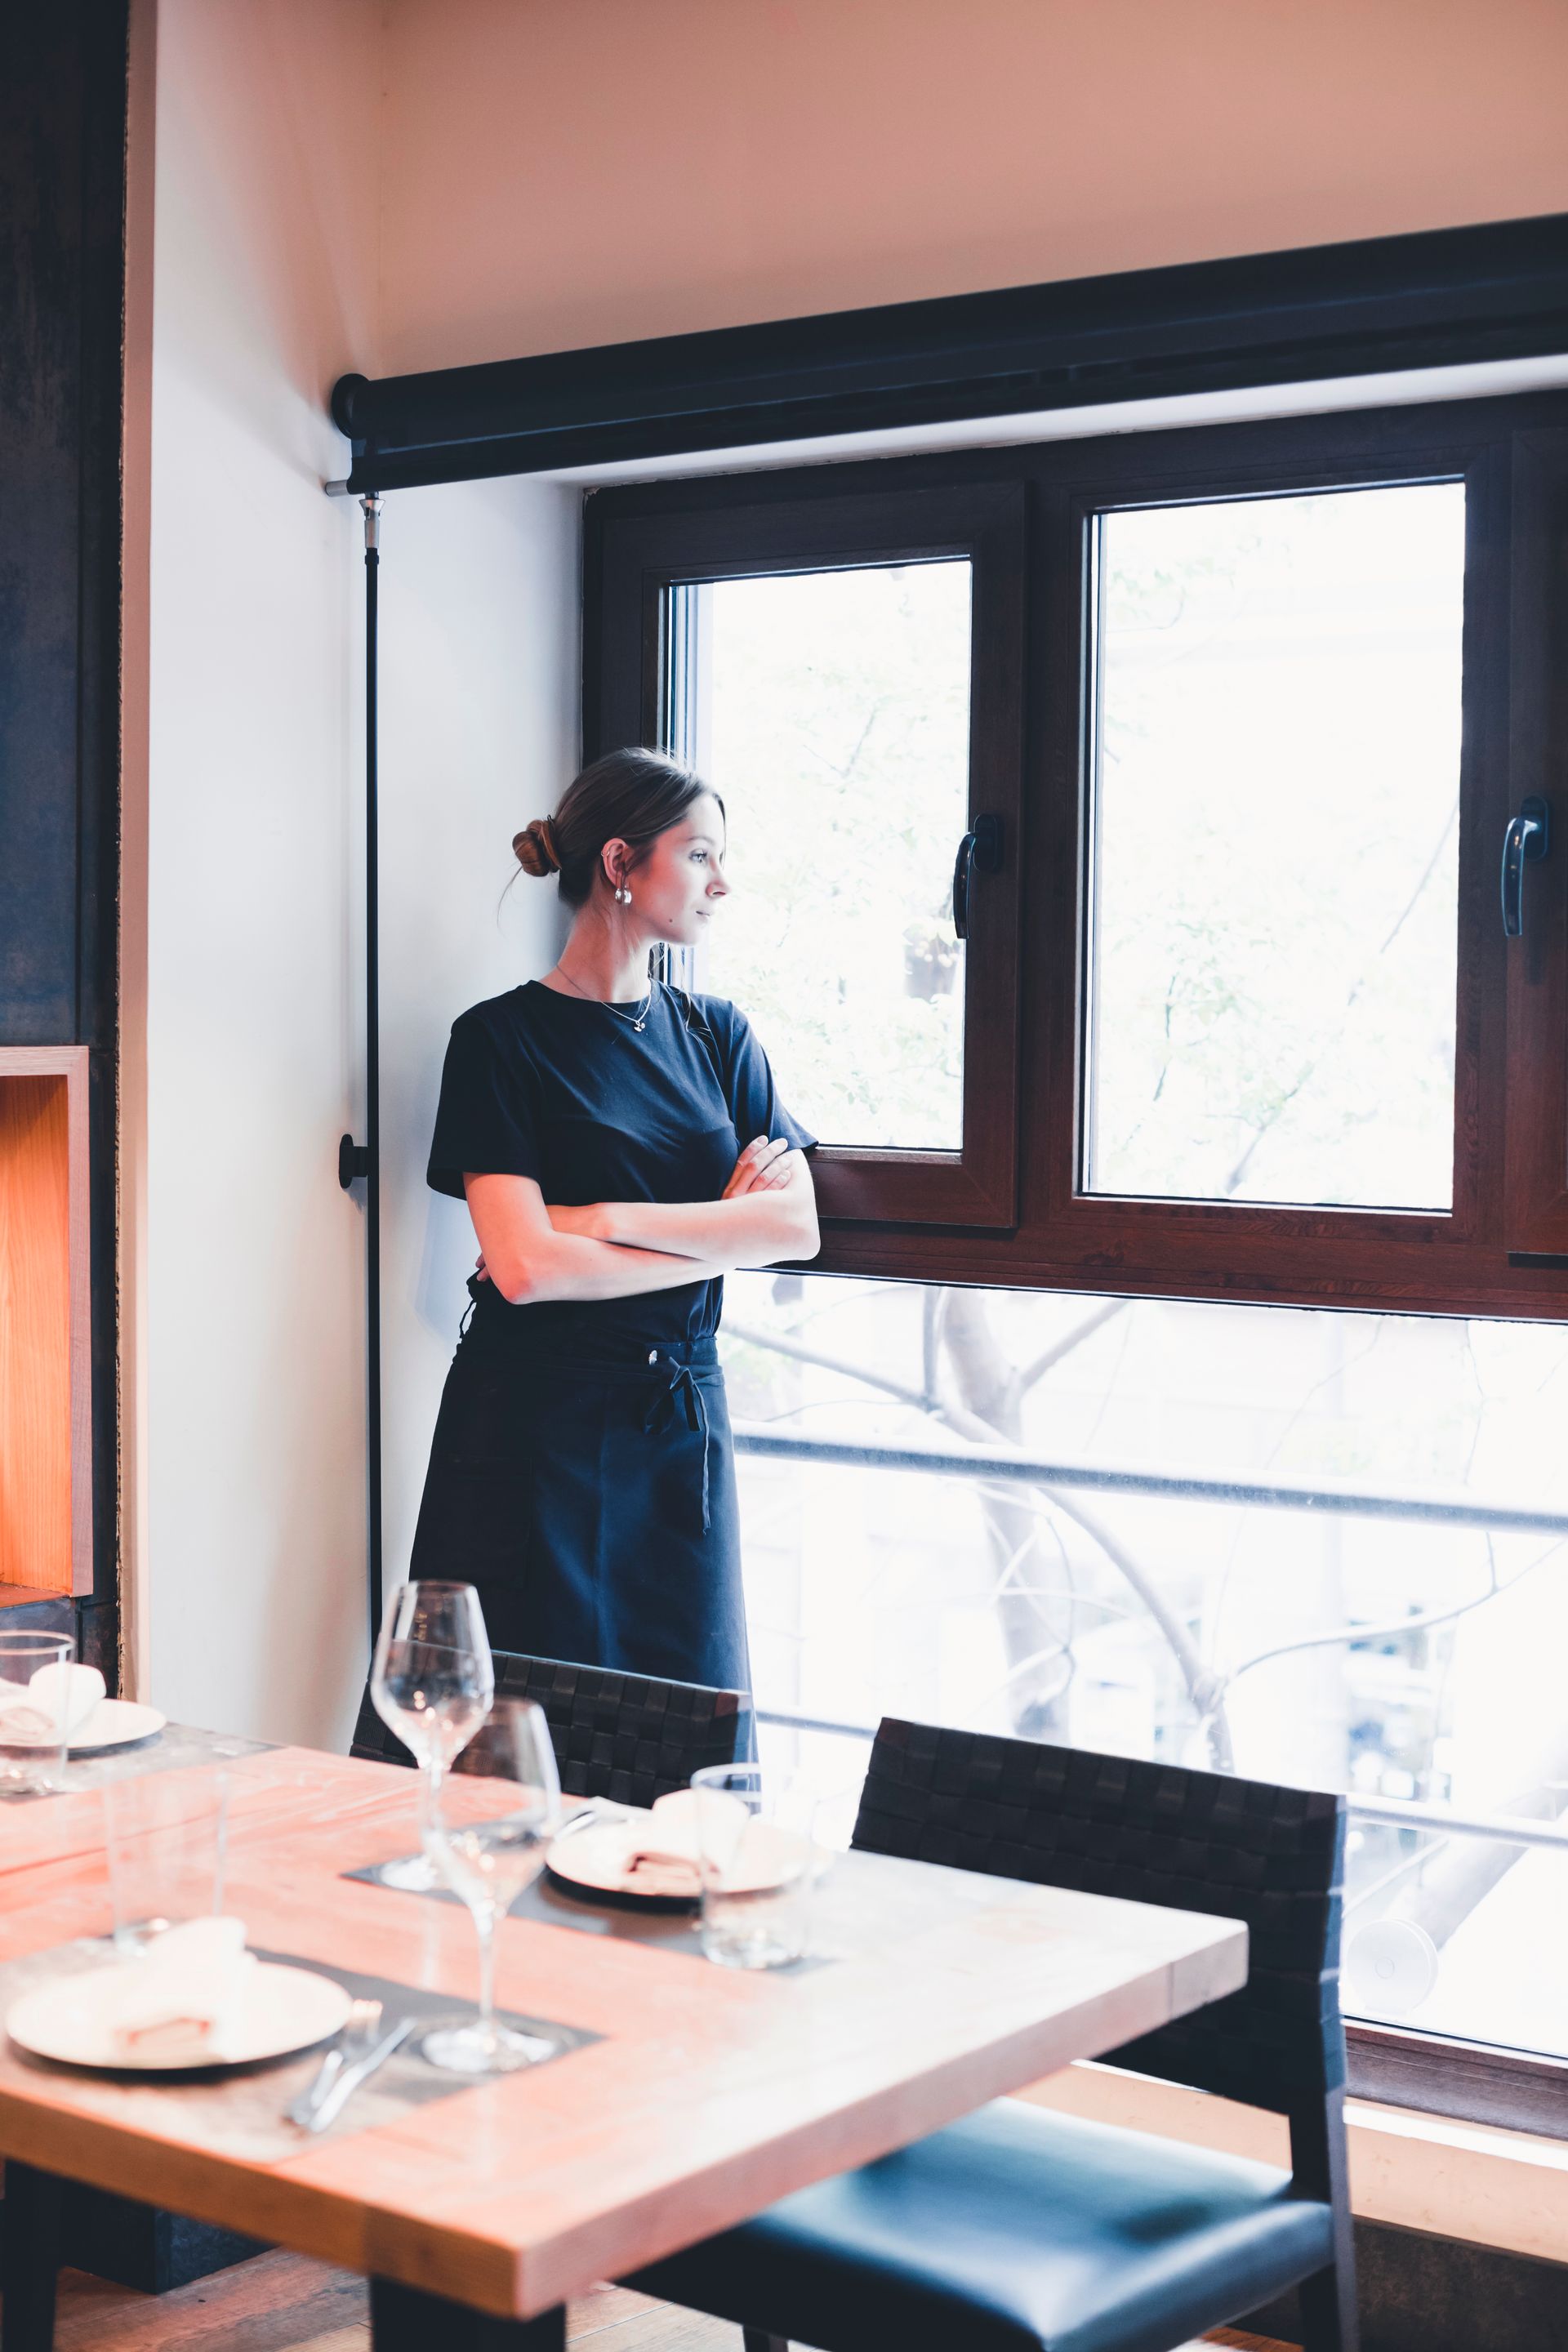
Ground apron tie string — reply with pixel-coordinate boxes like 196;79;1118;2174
643;1356;712;1533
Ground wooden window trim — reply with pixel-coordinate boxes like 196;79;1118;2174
1503;427;1568;1258
585;383;1568;1318
1346;2019;1568;2143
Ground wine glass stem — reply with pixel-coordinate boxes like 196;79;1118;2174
474;1904;497;2038
421;1757;444;1842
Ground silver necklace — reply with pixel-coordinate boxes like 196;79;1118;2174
551;963;653;1033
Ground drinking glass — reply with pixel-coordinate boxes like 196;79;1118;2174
104;1766;229;1953
0;1632;75;1796
370;1582;493;1893
691;1764;818;1971
421;1699;561;2074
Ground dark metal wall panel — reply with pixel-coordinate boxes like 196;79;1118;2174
0;0;128;1664
0;11;87;1040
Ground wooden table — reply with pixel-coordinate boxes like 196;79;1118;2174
0;1744;1247;2350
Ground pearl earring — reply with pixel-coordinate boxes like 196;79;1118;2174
615;883;631;905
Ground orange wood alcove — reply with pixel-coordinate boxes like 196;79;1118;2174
0;1047;91;1601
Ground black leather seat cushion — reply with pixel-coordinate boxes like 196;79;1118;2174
633;2099;1334;2352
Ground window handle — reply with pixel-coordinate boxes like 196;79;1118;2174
952;814;1004;941
1501;796;1551;938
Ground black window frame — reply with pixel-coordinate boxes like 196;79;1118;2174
586;385;1568;1319
586;479;1027;1227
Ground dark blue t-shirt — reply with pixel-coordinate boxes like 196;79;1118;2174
427;979;814;1351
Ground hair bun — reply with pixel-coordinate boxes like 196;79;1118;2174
513;817;560;877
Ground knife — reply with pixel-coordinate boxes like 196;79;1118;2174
292;2014;419;2133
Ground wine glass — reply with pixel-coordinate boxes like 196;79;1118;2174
421;1699;561;2074
369;1582;493;1894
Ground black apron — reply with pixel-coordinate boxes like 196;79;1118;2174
407;1317;749;1693
414;981;813;1694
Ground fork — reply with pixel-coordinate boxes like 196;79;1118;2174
554;1800;628;1840
287;1997;383;2129
297;2013;420;2132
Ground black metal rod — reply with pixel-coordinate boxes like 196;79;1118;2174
364;496;383;1649
732;1422;1568;1540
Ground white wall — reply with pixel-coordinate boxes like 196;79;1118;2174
377;480;578;1585
135;0;380;1741
131;1;581;1743
378;0;1568;372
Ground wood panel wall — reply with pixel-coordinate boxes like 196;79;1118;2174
0;1053;91;1597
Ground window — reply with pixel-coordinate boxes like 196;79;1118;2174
729;1270;1568;2078
586;396;1568;1311
691;559;973;1154
1085;483;1465;1213
588;480;1026;1224
587;394;1568;2103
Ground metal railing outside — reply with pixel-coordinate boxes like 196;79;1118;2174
755;1704;1568;1851
737;1421;1568;1854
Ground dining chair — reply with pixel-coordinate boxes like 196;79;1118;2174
350;1648;752;1806
630;1716;1356;2352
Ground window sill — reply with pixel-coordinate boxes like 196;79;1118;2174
1019;2062;1568;2266
1348;2021;1568;2140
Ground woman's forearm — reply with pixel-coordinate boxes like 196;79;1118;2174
564;1190;820;1267
495;1231;725;1307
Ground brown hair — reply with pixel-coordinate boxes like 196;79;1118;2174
514;746;721;910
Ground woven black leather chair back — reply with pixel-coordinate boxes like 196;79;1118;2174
350;1650;751;1809
853;1717;1345;2117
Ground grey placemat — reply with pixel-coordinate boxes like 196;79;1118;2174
253;1943;599;2096
347;1853;712;1955
345;1854;832;1975
0;1934;596;2160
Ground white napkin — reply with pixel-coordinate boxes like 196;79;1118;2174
611;1787;700;1900
615;1788;752;1894
0;1663;105;1744
105;1917;257;2064
621;1788;706;1870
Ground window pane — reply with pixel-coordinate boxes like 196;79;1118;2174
1086;484;1464;1209
688;561;972;1151
726;1271;1568;2060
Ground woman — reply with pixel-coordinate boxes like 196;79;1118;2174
411;746;819;1692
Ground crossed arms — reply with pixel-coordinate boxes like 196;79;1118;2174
465;1137;819;1307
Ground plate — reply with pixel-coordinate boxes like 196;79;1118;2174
6;1960;352;2072
69;1699;167;1753
546;1807;810;1910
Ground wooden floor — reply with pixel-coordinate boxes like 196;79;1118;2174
42;2251;1297;2350
51;2262;736;2350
